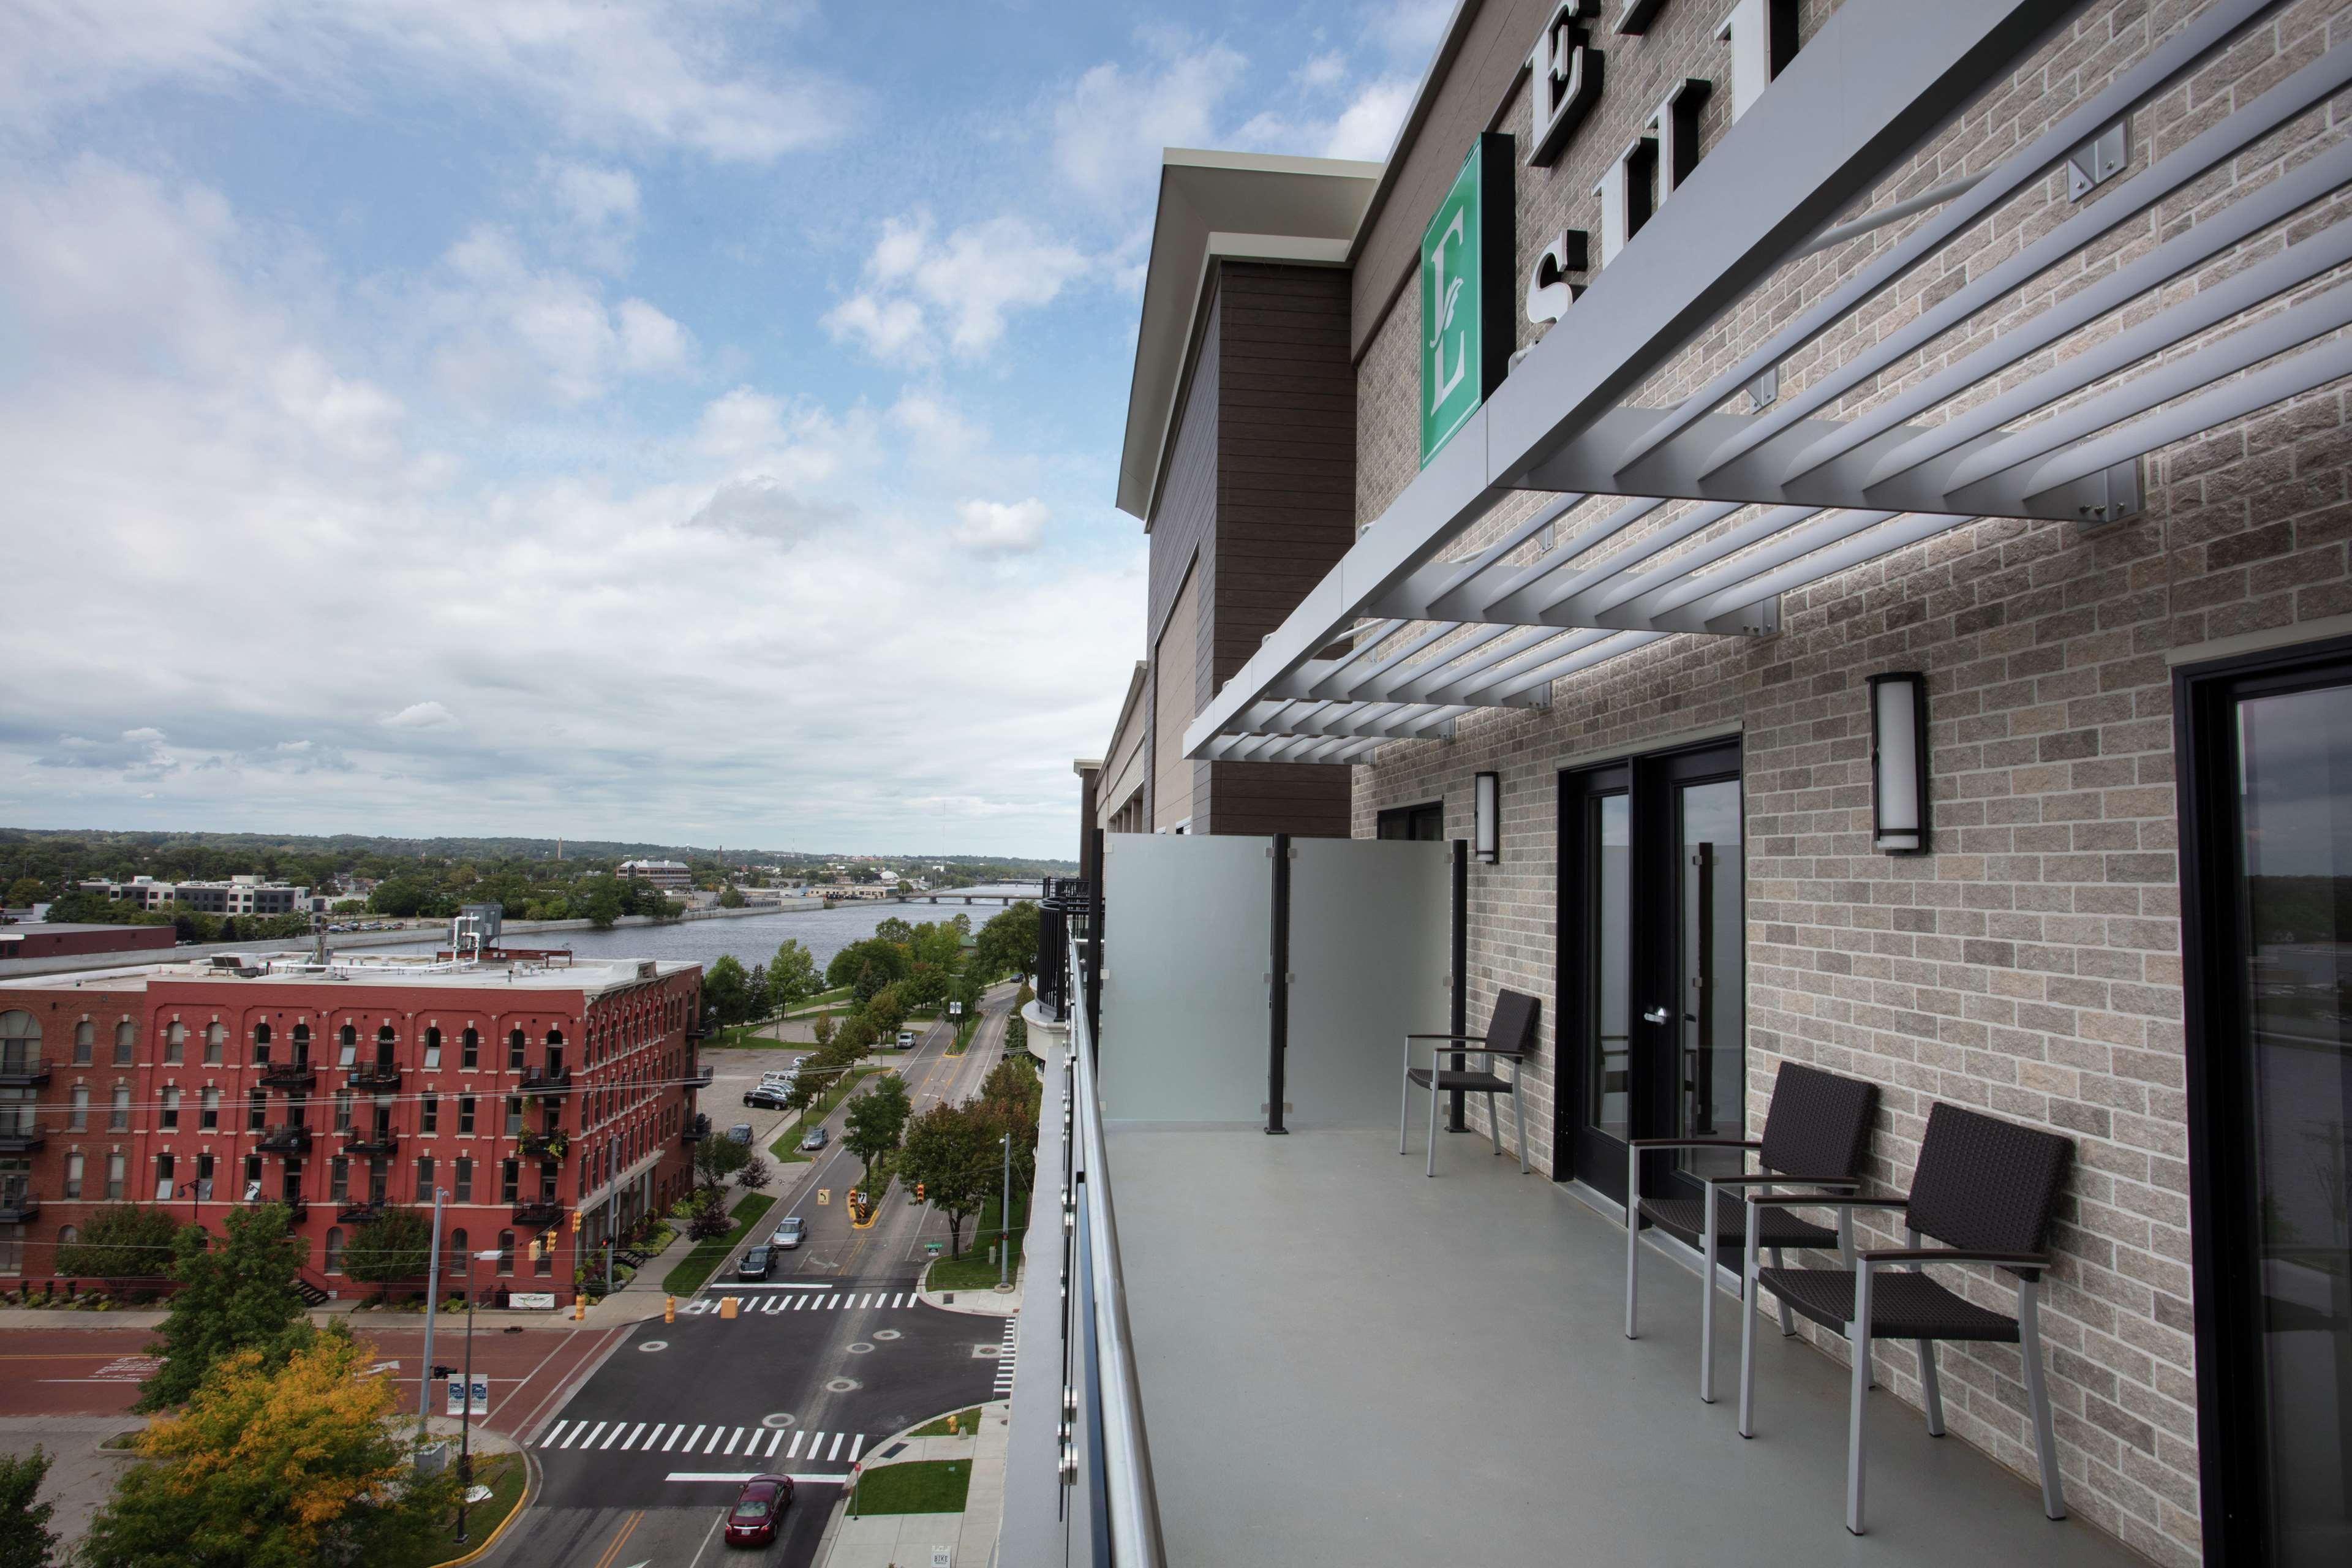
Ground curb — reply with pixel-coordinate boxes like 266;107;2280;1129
916;1257;1025;1317
433;1447;539;1568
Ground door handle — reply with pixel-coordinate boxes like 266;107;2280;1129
1643;1006;1672;1025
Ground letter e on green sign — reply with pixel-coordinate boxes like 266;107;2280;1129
1419;133;1515;469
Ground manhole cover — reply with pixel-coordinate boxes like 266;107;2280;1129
638;1340;668;1352
825;1378;861;1394
846;1342;874;1355
761;1412;797;1430
872;1329;902;1341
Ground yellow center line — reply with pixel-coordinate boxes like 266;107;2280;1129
588;1507;644;1568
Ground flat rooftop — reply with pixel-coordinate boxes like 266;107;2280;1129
0;922;169;936
0;953;696;996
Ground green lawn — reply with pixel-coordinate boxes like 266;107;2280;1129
660;1194;776;1295
767;1068;875;1162
908;1407;983;1438
924;1191;1027;1292
779;986;852;1017
398;1453;526;1567
851;1458;970;1516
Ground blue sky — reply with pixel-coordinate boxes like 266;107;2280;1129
0;0;1441;857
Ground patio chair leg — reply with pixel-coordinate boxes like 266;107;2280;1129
1426;1051;1439;1178
1485;1090;1502;1155
1700;1180;1718;1403
1770;1246;1794;1335
1512;1081;1528;1174
2018;1280;2067;1520
1398;1038;1411;1157
1738;1218;1759;1438
1917;1339;1945;1436
1624;1143;1642;1339
1847;1267;1875;1535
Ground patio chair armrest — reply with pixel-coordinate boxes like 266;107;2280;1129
1628;1137;1760;1151
1744;1193;1910;1212
1404;1033;1482;1041
1702;1174;1860;1188
1858;1248;2051;1270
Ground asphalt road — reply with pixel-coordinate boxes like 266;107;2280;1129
481;985;1022;1568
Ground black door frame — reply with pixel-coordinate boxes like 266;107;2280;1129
2175;631;2352;1567
1556;737;1744;1202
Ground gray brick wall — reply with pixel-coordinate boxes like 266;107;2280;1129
1338;2;2352;1562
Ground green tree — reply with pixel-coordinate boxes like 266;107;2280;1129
341;1208;434;1299
84;1330;458;1568
972;902;1040;982
737;1155;773;1194
898;1102;1000;1257
718;886;747;908
824;937;910;993
138;1203;314;1412
703;954;753;1027
693;1133;751;1195
873;916;915;945
842;1075;912;1188
767;940;820;1013
2;877;45;908
576;875;627;930
54;1205;180;1280
865;985;907;1039
0;1449;58;1568
810;1013;837;1049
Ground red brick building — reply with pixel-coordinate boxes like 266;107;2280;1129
0;950;707;1304
0;924;176;963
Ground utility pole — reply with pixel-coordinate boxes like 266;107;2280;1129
998;1130;1012;1288
418;1188;445;1427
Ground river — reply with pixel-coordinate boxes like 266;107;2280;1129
370;886;1041;974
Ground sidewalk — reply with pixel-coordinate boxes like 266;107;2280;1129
916;1257;1025;1317
812;1400;1011;1568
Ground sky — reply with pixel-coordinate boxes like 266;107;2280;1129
0;0;1445;858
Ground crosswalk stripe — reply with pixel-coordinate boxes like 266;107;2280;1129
723;1428;744;1455
600;1423;627;1450
763;1297;785;1314
848;1434;864;1461
793;1295;809;1310
569;1422;604;1449
681;1423;706;1452
704;1427;725;1455
540;1420;569;1449
660;1425;682;1452
825;1294;840;1308
788;1430;804;1459
828;1431;845;1461
809;1431;825;1458
764;1428;784;1457
644;1423;666;1451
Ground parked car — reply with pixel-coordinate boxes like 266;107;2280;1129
727;1122;754;1145
744;1084;791;1109
724;1474;793;1547
736;1245;772;1281
771;1216;806;1250
799;1125;828;1152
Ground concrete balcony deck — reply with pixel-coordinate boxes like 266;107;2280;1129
1108;1125;2144;1568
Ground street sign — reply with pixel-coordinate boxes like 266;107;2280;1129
445;1374;489;1416
818;1189;830;1205
1419;133;1515;469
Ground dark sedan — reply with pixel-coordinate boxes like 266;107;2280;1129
724;1474;793;1547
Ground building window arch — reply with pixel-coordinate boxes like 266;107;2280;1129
72;1020;93;1065
203;1022;224;1065
113;1020;135;1065
163;1021;184;1064
496;1231;515;1276
57;1224;78;1250
324;1227;344;1274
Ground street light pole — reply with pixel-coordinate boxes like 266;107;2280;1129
998;1131;1011;1289
418;1188;445;1427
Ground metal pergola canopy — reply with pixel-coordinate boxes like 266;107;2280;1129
1185;0;2352;764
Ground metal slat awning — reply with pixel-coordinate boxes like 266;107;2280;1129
1184;0;2352;763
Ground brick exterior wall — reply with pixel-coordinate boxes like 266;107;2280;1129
0;966;704;1303
1331;2;2352;1562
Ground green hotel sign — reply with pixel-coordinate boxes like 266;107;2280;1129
1419;133;1515;469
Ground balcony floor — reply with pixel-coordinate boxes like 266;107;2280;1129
1107;1125;2146;1568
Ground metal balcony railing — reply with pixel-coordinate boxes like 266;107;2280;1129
343;1127;399;1155
258;1062;315;1091
513;1199;563;1228
1047;930;1165;1567
334;1199;384;1225
257;1125;312;1155
0;1192;38;1223
348;1064;401;1091
0;1123;46;1154
681;1113;710;1144
683;1060;715;1090
0;1060;51;1088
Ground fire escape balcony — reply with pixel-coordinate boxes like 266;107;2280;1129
519;1066;572;1095
0;1193;38;1223
257;1124;312;1155
258;1063;315;1091
0;1063;51;1088
343;1127;399;1156
348;1065;401;1092
680;1112;710;1144
683;1060;715;1090
334;1199;385;1225
512;1199;564;1229
0;1126;43;1154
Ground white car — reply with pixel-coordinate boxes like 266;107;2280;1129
771;1216;807;1250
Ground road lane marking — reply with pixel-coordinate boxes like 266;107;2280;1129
787;1430;804;1458
825;1294;840;1308
680;1423;706;1452
666;1471;851;1485
540;1420;570;1449
723;1428;744;1455
644;1423;666;1450
828;1431;845;1461
704;1426;725;1453
588;1509;644;1568
764;1428;785;1457
600;1422;628;1450
848;1433;864;1461
663;1425;687;1452
793;1295;809;1309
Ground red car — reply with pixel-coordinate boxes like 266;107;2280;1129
725;1474;793;1547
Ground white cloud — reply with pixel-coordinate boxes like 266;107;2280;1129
1053;43;1246;211
381;701;458;731
1371;0;1453;65
825;214;1086;364
3;1;856;163
953;498;1049;554
1322;78;1415;161
428;225;695;407
541;159;640;271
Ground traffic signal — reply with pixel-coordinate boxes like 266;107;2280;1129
570;1210;582;1232
915;1183;925;1200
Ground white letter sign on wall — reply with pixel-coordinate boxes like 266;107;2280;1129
1526;2;1602;168
1525;230;1588;328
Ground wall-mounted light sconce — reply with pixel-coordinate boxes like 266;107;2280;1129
1867;672;1930;854
1473;771;1501;864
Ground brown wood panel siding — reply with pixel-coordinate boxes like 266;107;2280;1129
1349;0;1550;361
1148;289;1220;651
1152;560;1200;831
1202;761;1353;837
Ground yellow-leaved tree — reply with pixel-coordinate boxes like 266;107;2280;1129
81;1325;459;1568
